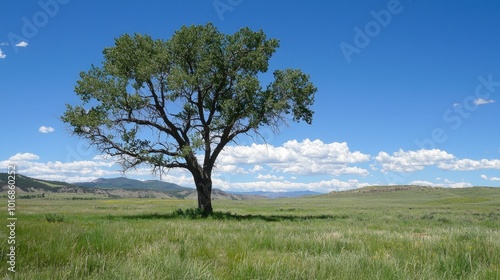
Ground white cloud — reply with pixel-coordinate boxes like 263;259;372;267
376;148;500;173
8;153;40;161
0;42;8;46
217;139;371;176
15;41;28;47
0;152;199;185
473;98;495;105
409;180;472;189
481;175;500;181
256;173;285;181
250;165;264;173
376;149;455;173
0;153;120;183
216;164;247;174
39;126;55;133
0;49;6;59
438;158;500;171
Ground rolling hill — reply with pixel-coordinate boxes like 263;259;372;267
320;185;500;207
76;177;191;192
0;173;77;192
0;174;259;200
231;190;323;199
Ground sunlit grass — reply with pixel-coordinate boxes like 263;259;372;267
2;187;500;279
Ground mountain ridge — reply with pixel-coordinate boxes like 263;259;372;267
75;177;192;193
0;174;259;200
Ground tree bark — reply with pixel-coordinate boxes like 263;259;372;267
194;175;213;215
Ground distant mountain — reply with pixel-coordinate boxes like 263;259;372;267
324;185;440;196
76;177;191;193
230;190;323;199
0;173;260;200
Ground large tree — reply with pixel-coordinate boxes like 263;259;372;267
62;24;317;214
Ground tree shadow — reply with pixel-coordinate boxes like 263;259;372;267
112;209;348;222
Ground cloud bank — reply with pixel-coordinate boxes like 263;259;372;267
217;139;371;176
375;149;500;173
1;139;499;192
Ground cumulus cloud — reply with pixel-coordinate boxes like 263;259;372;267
256;173;285;181
39;126;55;133
217;139;371;176
438;158;500;171
250;165;264;173
15;41;28;47
216;164;247;174
376;149;455;173
0;49;5;59
0;152;198;185
473;98;495;105
8;153;40;161
0;153;119;183
376;148;500;173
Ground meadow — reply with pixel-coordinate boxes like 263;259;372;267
1;187;500;279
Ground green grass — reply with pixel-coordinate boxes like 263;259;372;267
1;187;500;279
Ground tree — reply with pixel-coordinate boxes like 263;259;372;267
62;23;317;214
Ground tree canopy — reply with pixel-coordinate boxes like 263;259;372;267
62;23;317;213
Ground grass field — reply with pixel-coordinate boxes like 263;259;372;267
1;187;500;279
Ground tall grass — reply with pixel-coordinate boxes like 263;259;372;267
1;188;499;279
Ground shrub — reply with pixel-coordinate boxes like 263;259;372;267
45;213;65;223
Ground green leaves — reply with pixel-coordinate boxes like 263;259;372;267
103;33;169;88
267;69;316;124
227;27;279;74
62;23;317;175
61;105;109;135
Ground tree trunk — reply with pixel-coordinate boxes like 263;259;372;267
194;175;213;215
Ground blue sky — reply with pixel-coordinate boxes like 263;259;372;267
1;0;499;192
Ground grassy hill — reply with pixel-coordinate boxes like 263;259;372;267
321;185;500;206
4;186;499;279
319;186;500;210
75;177;191;192
0;173;74;192
0;173;259;200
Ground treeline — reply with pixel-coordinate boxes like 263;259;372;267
1;193;45;199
